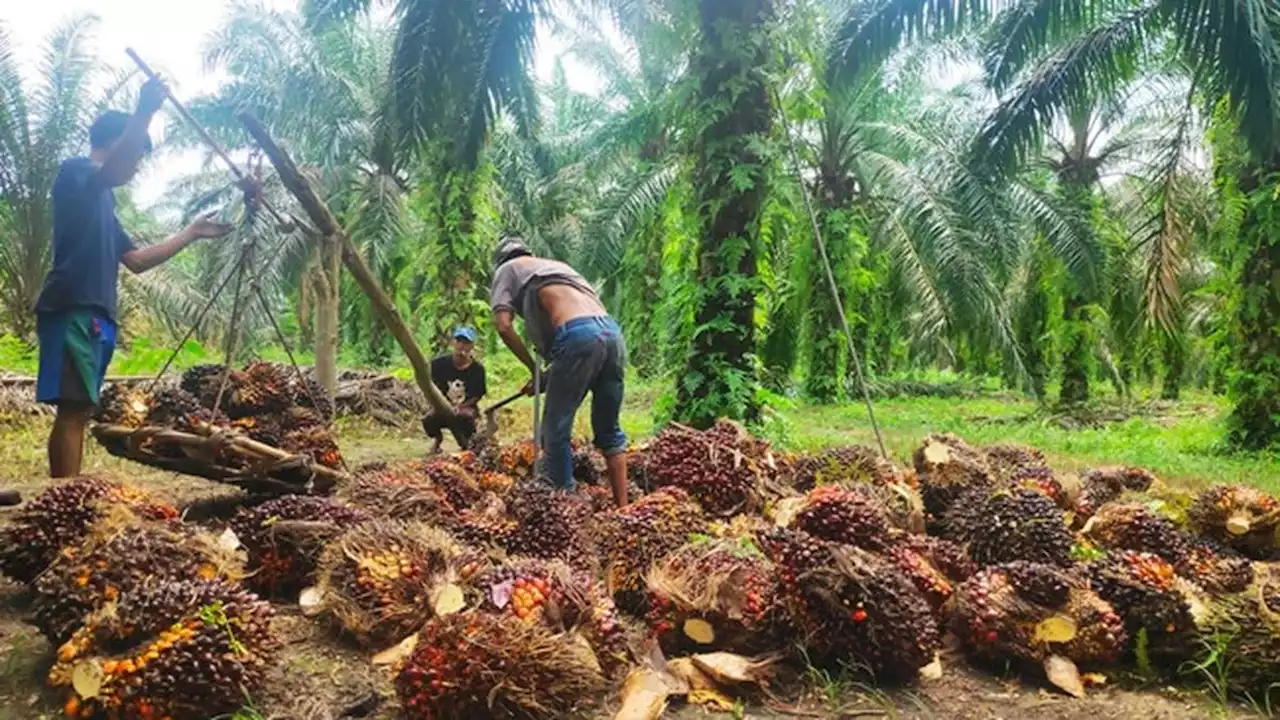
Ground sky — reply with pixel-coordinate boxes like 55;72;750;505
4;0;583;211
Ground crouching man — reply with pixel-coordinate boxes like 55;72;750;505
489;236;628;507
421;326;487;453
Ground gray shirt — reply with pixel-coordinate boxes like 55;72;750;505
490;256;600;357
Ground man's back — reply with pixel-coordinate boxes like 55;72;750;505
490;256;606;355
36;157;133;319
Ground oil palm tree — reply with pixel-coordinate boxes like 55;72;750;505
971;0;1279;439
304;0;549;344
173;0;401;391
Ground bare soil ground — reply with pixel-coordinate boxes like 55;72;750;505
0;417;1257;720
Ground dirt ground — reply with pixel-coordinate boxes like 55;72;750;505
0;418;1259;719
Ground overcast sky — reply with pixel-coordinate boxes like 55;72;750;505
4;0;582;210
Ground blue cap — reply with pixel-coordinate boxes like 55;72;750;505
453;326;477;342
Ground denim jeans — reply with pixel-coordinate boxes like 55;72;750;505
540;317;627;490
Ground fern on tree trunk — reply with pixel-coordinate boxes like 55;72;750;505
676;0;777;428
1228;166;1280;449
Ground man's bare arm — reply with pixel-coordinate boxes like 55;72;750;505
92;80;166;189
494;310;538;373
122;213;233;274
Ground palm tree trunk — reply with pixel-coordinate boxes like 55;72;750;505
1059;290;1091;405
676;0;776;428
314;234;341;395
803;185;856;403
1228;165;1280;448
1160;329;1185;401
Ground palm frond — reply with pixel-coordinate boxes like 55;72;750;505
828;0;993;85
1162;0;1280;159
981;0;1099;93
972;4;1157;175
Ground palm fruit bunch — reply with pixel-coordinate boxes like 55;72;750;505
289;372;335;423
316;521;466;648
32;520;240;646
1193;577;1280;697
1187;484;1280;559
230;495;368;598
1081;501;1190;561
913;433;997;530
452;508;518;553
472;558;595;629
94;383;151;427
230;413;286;448
644;538;785;655
572;441;605;485
947;562;1126;686
646;421;770;516
758;528;939;682
983;444;1068;509
791;485;897;551
0;477;178;583
417;458;483;510
231;360;295;417
625;444;653;489
1084;551;1199;666
49;579;278;720
1175;538;1254;594
503;482;597;570
887;535;977;611
282;424;344;469
396;610;605;720
338;468;458;526
495;439;539;479
982;444;1048;482
476;469;515;496
900;534;977;584
141;387;209;430
944;487;1074;568
1073;467;1158;521
786;444;903;492
179;363;229;405
596;487;707;611
470;557;628;671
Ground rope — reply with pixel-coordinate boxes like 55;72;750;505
147;185;304;393
773;92;889;460
211;227;255;417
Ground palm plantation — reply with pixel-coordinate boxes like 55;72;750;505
0;0;1277;443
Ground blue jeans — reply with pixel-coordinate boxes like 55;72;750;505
541;317;627;490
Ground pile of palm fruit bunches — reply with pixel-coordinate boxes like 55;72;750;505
5;422;1280;719
94;361;342;470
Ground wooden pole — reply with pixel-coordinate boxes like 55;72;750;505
125;48;299;232
237;113;453;417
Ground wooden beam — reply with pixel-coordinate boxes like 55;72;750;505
237;112;453;417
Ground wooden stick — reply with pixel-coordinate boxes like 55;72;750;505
124;48;298;231
91;423;345;494
237;112;454;418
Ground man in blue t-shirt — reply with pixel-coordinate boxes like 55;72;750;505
35;77;254;478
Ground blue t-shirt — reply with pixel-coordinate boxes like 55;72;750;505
35;157;135;320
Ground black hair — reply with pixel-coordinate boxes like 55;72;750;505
89;110;153;153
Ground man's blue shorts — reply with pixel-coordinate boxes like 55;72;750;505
36;309;117;407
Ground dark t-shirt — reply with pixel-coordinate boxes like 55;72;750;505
431;355;486;408
35;157;135;320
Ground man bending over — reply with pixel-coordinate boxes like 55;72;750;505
490;235;629;507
